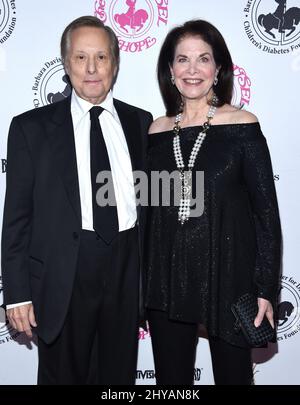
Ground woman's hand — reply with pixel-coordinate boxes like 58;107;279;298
254;297;274;328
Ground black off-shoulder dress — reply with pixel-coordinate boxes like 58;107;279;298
145;123;281;347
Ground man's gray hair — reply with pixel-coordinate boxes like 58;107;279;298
60;15;120;73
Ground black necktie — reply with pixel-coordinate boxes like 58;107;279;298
89;106;118;244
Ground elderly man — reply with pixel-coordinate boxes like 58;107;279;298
1;16;152;385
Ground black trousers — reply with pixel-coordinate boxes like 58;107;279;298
147;309;253;385
38;227;139;385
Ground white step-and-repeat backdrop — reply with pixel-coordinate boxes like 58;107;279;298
0;0;299;385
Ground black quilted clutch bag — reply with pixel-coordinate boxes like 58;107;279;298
231;293;275;347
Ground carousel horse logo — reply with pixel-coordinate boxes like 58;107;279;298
32;57;72;109
258;0;300;39
94;0;169;53
243;0;300;53
277;301;295;327
276;276;300;342
114;0;148;34
47;74;72;104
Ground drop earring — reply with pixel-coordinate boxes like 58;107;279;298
171;75;175;85
214;69;219;86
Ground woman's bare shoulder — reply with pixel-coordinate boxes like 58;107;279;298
148;116;174;134
215;104;258;125
232;108;258;124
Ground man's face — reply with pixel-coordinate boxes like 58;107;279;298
65;26;117;104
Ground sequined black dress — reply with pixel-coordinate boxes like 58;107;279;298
145;123;281;347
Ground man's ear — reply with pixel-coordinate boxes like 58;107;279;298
64;58;69;75
114;65;118;78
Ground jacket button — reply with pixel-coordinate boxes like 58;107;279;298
73;232;79;240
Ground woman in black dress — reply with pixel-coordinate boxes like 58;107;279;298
145;20;281;385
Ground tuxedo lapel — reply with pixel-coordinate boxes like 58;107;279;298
46;97;81;225
44;98;142;226
114;100;142;172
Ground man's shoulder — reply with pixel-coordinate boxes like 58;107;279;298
113;98;152;118
14;97;70;123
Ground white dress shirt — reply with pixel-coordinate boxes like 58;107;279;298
72;89;137;231
7;90;137;309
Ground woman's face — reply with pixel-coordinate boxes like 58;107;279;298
170;35;218;102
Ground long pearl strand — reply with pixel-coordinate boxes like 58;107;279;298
173;95;218;224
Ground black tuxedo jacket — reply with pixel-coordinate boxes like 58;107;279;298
1;96;152;344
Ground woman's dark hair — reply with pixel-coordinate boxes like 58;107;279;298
61;16;120;76
157;20;234;116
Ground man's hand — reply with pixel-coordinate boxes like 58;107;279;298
7;303;37;338
254;297;274;328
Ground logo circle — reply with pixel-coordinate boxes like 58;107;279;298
277;279;300;338
0;0;16;44
243;0;300;54
94;0;169;53
32;58;72;108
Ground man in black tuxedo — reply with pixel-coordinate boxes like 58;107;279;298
1;16;152;384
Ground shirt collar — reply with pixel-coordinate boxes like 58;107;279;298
71;89;117;120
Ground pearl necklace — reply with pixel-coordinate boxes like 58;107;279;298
173;95;218;225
